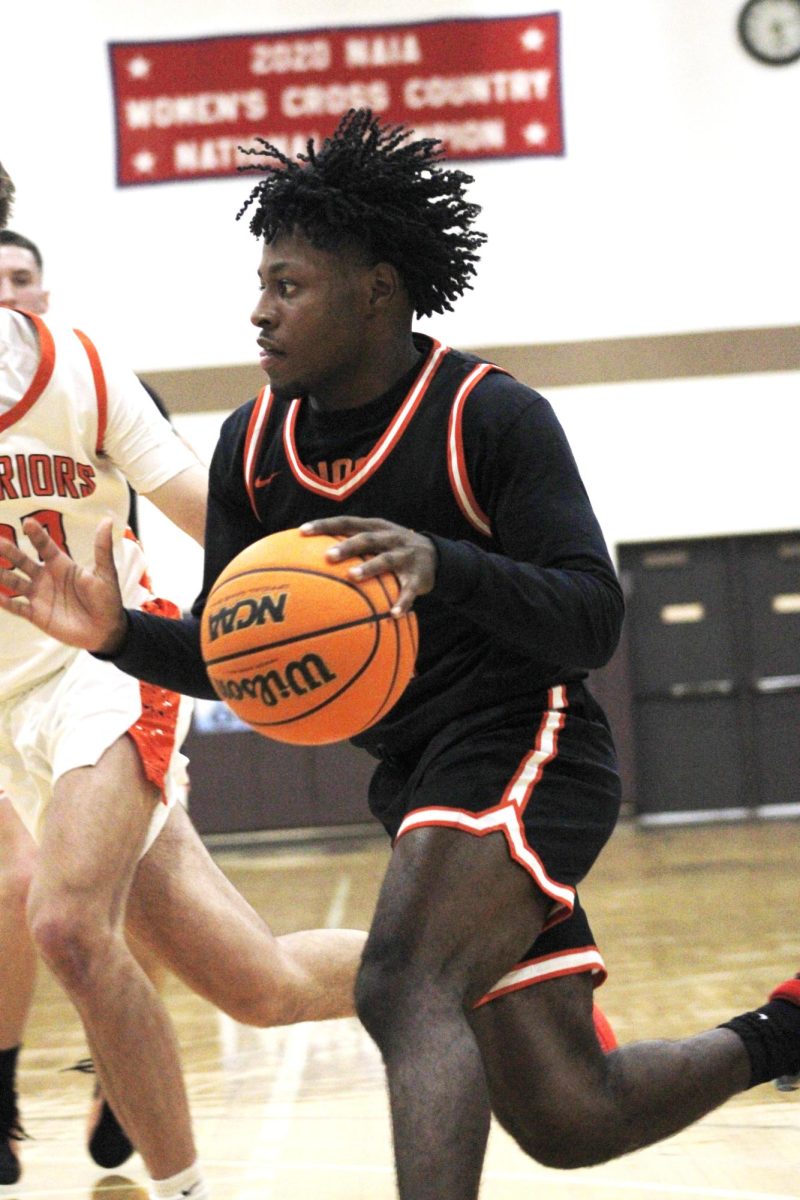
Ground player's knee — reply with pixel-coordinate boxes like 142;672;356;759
224;983;304;1028
28;898;108;991
355;966;396;1044
215;950;312;1028
493;1094;614;1169
509;1124;594;1169
355;940;425;1043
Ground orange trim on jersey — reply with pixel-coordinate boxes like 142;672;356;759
0;312;56;434
474;945;607;1008
395;685;574;923
282;338;449;501
396;801;575;926
446;362;497;537
73;328;108;454
127;597;183;802
243;386;274;518
122;526;153;591
500;684;568;814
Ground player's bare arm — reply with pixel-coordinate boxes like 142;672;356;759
144;462;208;547
300;516;437;616
0;517;128;654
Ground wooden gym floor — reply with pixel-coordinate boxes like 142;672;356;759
8;817;799;1199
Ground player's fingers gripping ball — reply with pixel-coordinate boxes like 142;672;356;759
200;527;419;744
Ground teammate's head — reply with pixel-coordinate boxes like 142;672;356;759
0;162;14;230
237;108;486;319
0;229;49;313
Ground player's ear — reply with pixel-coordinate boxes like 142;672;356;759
368;261;402;310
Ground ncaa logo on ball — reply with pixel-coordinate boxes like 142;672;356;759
206;590;288;641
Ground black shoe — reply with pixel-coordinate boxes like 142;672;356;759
0;1090;25;1185
65;1058;135;1169
87;1088;135;1169
770;975;800;1092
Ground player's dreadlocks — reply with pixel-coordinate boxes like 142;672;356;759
237;108;486;318
0;162;15;230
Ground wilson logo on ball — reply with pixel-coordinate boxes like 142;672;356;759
215;654;337;708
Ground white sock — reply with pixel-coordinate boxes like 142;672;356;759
149;1160;209;1199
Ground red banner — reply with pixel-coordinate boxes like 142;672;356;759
108;13;563;186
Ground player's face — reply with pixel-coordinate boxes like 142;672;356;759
251;231;378;409
0;246;49;313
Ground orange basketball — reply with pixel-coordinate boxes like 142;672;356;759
200;527;418;745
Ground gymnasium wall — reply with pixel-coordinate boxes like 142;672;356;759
4;1;797;364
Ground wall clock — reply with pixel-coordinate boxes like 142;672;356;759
738;0;800;64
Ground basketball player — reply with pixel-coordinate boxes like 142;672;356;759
0;230;48;313
0;222;171;1180
0;163;365;1200
3;112;800;1200
0;214;127;1182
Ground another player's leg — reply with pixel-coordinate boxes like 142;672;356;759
124;803;364;1028
0;798;37;1184
82;931;166;1169
67;1052;134;1171
26;736;207;1199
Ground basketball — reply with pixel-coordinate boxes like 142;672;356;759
200;527;419;745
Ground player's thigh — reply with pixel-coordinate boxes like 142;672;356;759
5;651;181;871
125;804;285;1000
365;699;618;1003
366;823;552;1005
126;925;168;991
37;734;158;902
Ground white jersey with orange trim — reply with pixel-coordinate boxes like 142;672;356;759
0;308;196;702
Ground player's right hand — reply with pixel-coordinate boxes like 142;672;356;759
0;517;128;655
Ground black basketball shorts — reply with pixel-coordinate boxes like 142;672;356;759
368;681;621;1004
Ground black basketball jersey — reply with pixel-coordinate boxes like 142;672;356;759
194;334;624;757
240;336;495;539
117;333;623;754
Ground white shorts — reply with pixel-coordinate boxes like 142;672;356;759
0;649;192;852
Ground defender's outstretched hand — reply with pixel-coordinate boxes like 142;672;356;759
300;516;437;616
0;517;128;654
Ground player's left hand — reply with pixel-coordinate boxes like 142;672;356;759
300;516;436;616
0;517;127;652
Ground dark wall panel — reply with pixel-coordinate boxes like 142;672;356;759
619;530;800;821
183;722;375;836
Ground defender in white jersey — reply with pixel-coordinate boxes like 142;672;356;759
0;225;192;1180
0;302;203;1190
0;306;366;1200
0;309;196;770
